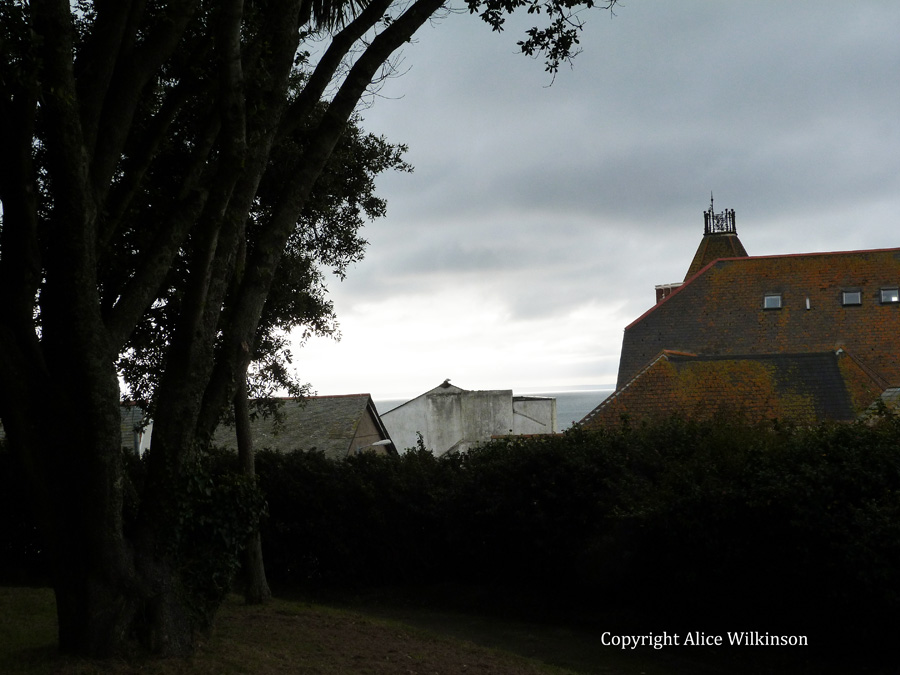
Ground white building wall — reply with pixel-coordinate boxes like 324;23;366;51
425;391;465;454
455;390;513;454
380;395;431;453
381;385;557;456
512;396;558;435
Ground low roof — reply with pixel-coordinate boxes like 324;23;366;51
581;350;886;428
211;394;394;460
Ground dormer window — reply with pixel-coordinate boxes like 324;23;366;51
882;287;900;304
842;290;862;306
763;293;782;309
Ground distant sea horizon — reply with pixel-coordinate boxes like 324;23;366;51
373;385;614;429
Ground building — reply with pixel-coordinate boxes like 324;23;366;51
381;380;558;455
211;394;396;460
581;198;900;428
121;403;152;455
4;397;394;460
0;403;153;454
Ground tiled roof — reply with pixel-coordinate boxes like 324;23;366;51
684;232;748;280
581;350;885;428
619;247;900;390
211;394;394;460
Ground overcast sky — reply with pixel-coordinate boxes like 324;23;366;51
292;1;900;400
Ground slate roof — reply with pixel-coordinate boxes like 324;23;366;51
581;350;885;428
211;394;395;460
618;247;900;390
3;398;393;459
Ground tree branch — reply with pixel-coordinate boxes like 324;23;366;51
98;74;214;251
216;0;248;160
324;0;446;137
31;1;104;339
104;190;208;350
280;0;396;137
74;1;142;155
151;0;305;458
195;0;447;441
88;0;202;206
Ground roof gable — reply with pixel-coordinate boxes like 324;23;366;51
383;380;467;415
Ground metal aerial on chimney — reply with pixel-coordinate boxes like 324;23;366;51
703;192;736;236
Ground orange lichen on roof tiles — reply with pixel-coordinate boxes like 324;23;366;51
582;351;882;429
618;247;900;390
836;350;891;416
684;232;749;281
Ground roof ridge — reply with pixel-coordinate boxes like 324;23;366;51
669;350;847;360
262;393;372;401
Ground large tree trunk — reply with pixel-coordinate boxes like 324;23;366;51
28;364;144;655
234;377;272;604
19;350;229;657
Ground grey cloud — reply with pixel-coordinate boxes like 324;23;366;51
313;2;900;393
367;1;900;234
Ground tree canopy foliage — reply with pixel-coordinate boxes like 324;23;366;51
0;0;618;658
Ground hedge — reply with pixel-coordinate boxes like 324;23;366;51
3;412;900;654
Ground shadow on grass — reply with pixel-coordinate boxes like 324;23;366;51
292;582;896;675
0;586;575;674
3;584;895;675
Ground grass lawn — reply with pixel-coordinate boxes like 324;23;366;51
1;586;568;674
0;586;882;674
0;586;616;675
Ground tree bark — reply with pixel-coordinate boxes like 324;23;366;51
234;377;272;604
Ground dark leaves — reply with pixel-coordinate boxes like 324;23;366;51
468;0;612;72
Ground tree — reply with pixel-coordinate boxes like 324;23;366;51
0;0;618;658
114;106;410;606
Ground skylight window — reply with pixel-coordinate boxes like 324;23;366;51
881;288;900;303
763;294;782;309
842;291;862;306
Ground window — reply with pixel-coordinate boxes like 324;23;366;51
881;287;900;304
763;294;782;309
842;291;862;306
